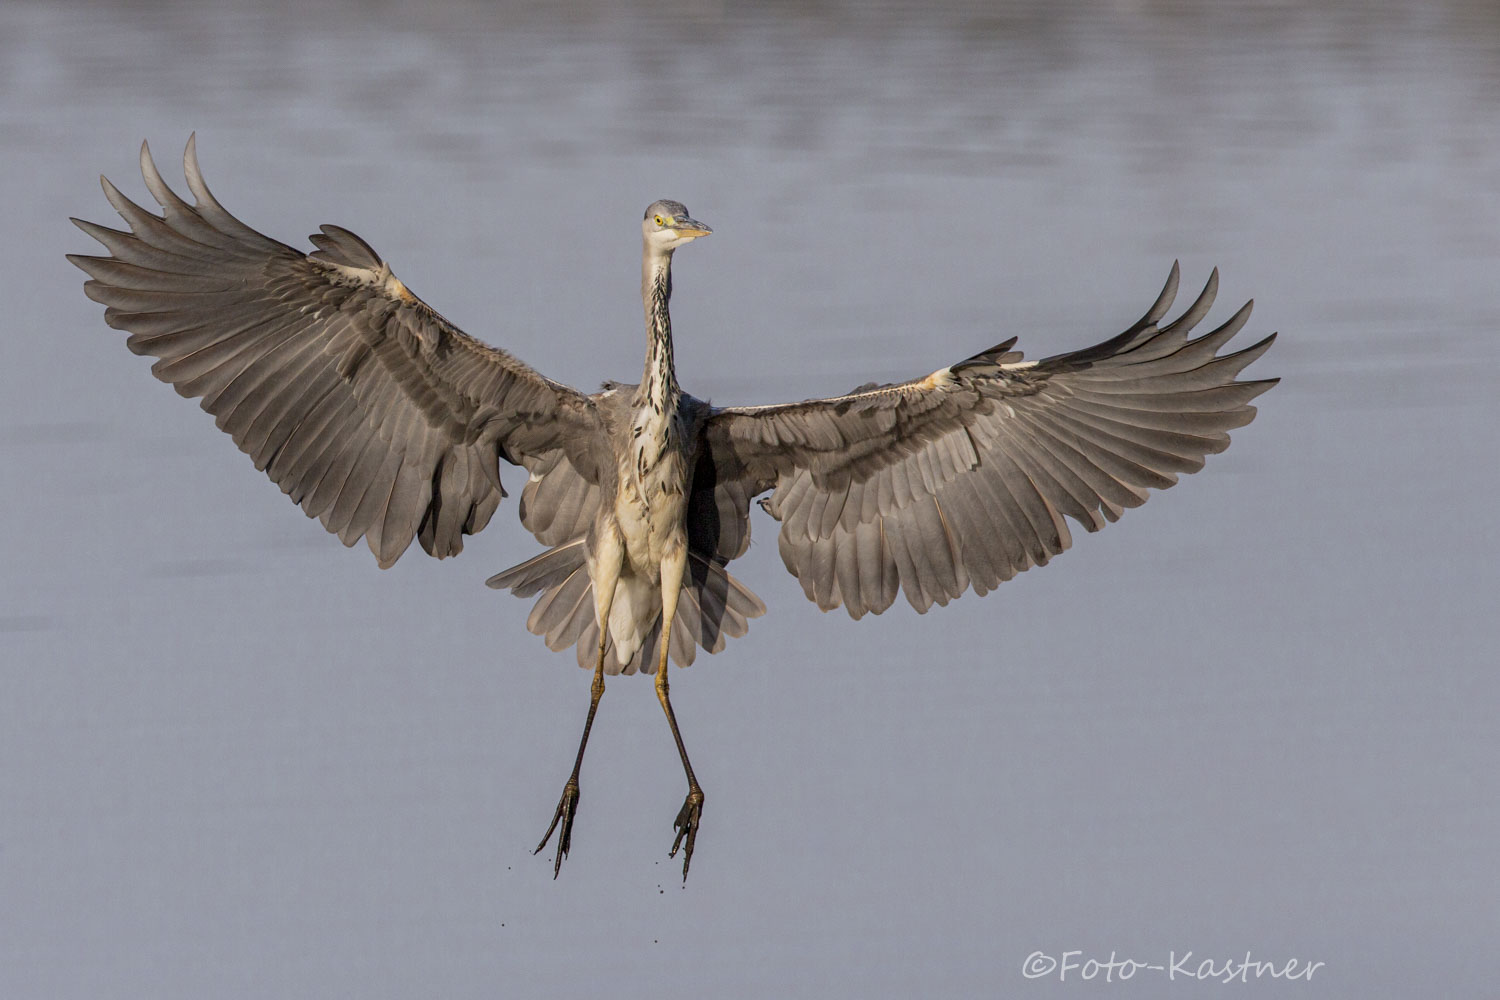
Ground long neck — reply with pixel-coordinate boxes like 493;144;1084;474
641;249;679;411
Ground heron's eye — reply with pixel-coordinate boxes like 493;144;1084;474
654;215;666;227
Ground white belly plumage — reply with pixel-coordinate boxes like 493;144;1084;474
593;411;689;665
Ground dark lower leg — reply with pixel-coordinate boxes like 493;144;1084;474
535;645;606;878
655;643;704;882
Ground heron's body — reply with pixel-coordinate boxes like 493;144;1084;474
71;139;1278;881
603;256;691;666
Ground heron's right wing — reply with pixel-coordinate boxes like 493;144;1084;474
70;137;604;568
700;265;1277;617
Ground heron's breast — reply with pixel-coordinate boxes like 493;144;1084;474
614;441;688;570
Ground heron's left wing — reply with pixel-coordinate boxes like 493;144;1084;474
70;137;604;568
700;264;1277;618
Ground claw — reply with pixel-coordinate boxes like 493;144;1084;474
669;786;705;882
536;779;580;879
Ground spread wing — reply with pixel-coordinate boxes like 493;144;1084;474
701;264;1277;617
70;137;604;569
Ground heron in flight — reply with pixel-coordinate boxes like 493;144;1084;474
71;138;1276;881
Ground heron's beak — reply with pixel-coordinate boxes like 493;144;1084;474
672;218;712;238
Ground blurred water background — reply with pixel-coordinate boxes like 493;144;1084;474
2;1;1497;996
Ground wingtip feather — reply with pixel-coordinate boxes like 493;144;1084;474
1145;261;1181;326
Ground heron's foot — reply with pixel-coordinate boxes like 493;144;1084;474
669;785;705;882
535;779;580;879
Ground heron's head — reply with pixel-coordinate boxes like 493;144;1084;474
643;200;711;252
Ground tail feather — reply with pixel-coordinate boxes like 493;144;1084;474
489;543;765;675
485;539;586;597
529;563;593;652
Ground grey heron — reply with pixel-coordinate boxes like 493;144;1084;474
70;138;1277;881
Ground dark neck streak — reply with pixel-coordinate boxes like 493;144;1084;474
641;254;679;413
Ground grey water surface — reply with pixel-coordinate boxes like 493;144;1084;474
2;1;1497;997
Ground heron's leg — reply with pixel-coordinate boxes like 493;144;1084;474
654;545;703;882
535;565;617;878
534;634;607;877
